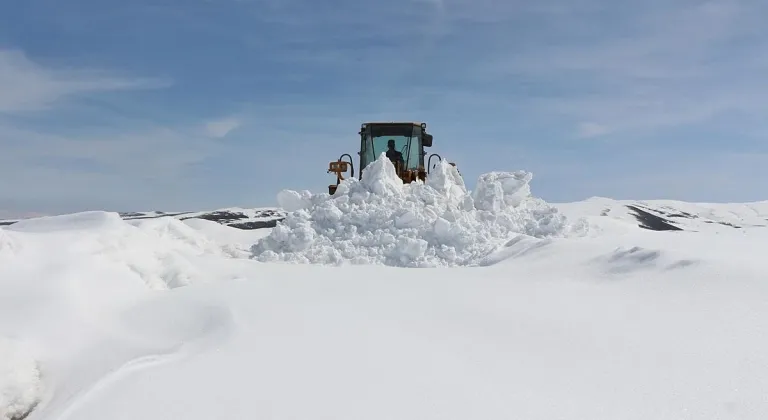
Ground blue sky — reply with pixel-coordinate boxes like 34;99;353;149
1;0;767;217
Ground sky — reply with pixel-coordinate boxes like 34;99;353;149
1;0;768;218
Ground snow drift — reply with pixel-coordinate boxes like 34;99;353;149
251;155;587;266
4;212;249;291
0;338;40;420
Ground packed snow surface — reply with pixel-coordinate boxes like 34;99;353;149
3;168;768;419
253;155;585;266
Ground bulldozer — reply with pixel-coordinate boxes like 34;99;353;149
327;122;456;194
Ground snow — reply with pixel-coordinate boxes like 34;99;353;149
0;207;286;232
556;196;768;231
0;338;41;420
2;165;768;419
253;156;585;266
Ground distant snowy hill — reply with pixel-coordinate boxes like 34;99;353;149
3;197;767;232
556;197;768;232
0;207;286;230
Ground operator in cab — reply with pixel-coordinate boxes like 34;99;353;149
386;139;405;169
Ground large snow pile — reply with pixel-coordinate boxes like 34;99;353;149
252;155;586;266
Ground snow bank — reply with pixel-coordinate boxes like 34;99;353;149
0;214;244;420
0;229;17;256
252;155;585;266
6;212;248;290
0;338;41;420
5;211;121;233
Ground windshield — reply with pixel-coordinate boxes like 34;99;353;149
360;125;422;172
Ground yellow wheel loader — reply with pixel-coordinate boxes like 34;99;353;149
327;122;457;194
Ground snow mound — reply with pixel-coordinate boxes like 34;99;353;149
128;217;229;256
6;211;123;233
107;217;250;289
6;211;248;290
252;155;585;267
0;338;41;420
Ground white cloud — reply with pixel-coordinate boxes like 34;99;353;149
575;152;768;202
205;117;241;138
577;122;610;138
0;123;218;178
0;120;235;213
0;47;225;212
452;0;768;138
0;49;170;113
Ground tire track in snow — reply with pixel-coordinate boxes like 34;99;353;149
47;347;188;420
31;301;234;420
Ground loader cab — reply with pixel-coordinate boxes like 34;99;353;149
358;122;433;176
327;121;442;195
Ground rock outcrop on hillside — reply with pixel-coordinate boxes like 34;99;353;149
1;208;287;230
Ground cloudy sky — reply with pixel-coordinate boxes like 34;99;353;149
1;0;767;217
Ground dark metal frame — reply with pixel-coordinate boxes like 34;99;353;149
327;121;446;195
357;122;433;179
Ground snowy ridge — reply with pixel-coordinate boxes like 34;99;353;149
252;155;585;266
557;197;768;232
4;211;252;291
119;207;285;230
0;208;286;230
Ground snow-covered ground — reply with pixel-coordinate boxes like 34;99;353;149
1;208;286;230
2;157;768;419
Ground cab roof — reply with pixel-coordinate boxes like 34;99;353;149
362;121;425;126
